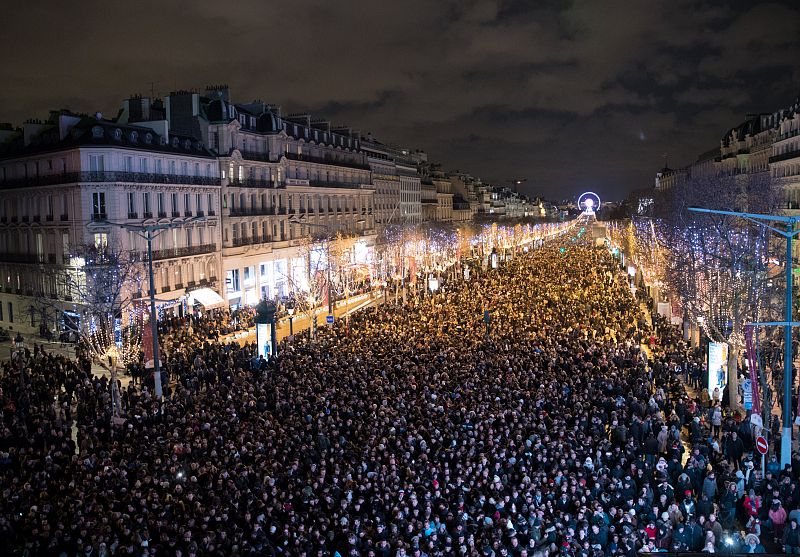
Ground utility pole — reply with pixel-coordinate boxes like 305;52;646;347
90;216;206;399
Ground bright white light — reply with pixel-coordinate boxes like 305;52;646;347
577;192;601;214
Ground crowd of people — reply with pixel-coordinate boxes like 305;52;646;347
1;241;800;556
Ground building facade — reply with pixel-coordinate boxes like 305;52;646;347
0;111;222;334
159;88;376;307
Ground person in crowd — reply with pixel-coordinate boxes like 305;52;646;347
0;244;797;556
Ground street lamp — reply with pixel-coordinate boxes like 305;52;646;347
287;300;295;336
255;298;277;359
89;216;206;399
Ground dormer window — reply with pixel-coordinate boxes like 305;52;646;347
114;128;122;140
144;133;153;144
183;139;191;150
91;126;103;138
171;137;180;148
130;131;138;142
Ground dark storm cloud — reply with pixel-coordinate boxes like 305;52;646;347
1;0;798;200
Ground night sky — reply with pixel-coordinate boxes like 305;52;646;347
1;0;798;201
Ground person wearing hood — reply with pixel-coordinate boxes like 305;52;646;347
743;533;765;554
784;518;800;554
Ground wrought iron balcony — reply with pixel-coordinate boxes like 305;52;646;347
146;243;217;261
0;171;222;189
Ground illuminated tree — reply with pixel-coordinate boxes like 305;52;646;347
32;241;144;364
655;172;783;407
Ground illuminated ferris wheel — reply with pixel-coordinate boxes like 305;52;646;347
577;191;601;215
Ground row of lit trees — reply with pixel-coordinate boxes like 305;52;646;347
618;173;784;409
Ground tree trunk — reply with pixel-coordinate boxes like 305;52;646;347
728;343;740;411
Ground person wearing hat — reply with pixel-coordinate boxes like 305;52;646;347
784;517;800;554
767;499;788;543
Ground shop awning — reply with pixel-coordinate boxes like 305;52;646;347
188;287;226;310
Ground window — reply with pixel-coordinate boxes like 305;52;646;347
171;193;178;213
92;192;106;216
7;302;12;323
169;160;176;174
205;164;211;177
158;193;165;214
196;194;202;213
88;154;105;172
184;193;190;214
155;159;163;174
127;192;136;215
143;192;151;214
47;195;53;217
208;194;213;213
139;158;148;173
124;156;133;172
0;303;3;322
181;161;188;175
194;163;200;176
94;233;108;248
186;228;192;247
210;132;218;150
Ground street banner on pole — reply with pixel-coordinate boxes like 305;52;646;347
142;309;156;369
707;342;728;402
744;325;762;415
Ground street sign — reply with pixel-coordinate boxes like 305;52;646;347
743;379;753;410
326;314;334;325
756;435;768;455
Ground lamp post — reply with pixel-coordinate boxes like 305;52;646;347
689;207;800;468
255;298;277;359
287;301;295;337
89;216;206;399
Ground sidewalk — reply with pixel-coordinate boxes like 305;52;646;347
220;290;386;347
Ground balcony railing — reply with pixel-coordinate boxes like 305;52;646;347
282;150;370;171
238;149;271;162
196;210;205;217
32;215;40;222
128;212;138;219
46;214;54;222
229;177;277;188
0;252;39;264
157;211;167;218
0;171;222;189
232;235;270;247
60;214;69;221
91;212;107;221
230;207;275;217
143;211;153;219
307;179;364;190
208;210;216;216
146;243;216;261
770;149;800;164
184;210;193;217
171;211;181;218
